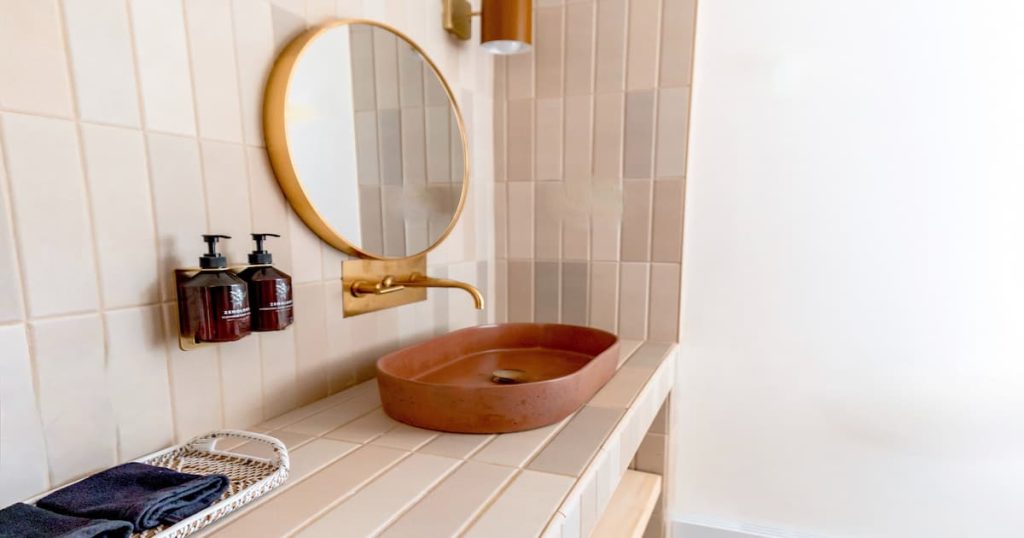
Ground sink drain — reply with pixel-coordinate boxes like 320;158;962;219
491;369;528;384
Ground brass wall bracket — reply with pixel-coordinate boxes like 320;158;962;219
341;255;428;317
442;0;474;40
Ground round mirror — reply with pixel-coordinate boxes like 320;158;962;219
264;20;468;259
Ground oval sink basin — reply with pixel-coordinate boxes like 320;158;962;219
376;323;620;433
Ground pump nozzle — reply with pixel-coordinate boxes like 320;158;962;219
200;234;231;269
249;233;281;265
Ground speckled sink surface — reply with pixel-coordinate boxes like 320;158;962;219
376;323;620;433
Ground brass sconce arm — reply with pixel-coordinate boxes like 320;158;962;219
398;272;484;310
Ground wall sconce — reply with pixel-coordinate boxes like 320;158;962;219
443;0;532;55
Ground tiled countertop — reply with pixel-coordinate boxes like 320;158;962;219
200;339;677;538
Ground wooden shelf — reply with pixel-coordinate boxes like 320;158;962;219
592;470;663;538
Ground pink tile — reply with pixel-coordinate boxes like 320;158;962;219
232;0;276;145
623;90;656;179
592;92;624;179
594;0;627;93
31;315;118;485
562;178;591;261
535;181;563;259
0;324;49;505
589;261;618;333
495;260;508;323
105;306;175;459
506;99;534;181
130;0;197;135
185;0;244;142
534;261;560;322
401;107;427;183
260;325;302;418
506;48;534;100
495;183;508;258
565;1;595;96
618;262;650;340
647;262;679;340
656;87;691;178
80;124;159;308
0;0;73;117
561;262;588;326
63;0;140;126
464;470;575;538
200;141;252;264
626;0;661;90
659;0;696;87
590;178;622;262
162;304;223;442
494;100;507;182
2;113;99;317
507;260;534;322
652;179;685;262
620;180;652;261
535;98;564;180
535;6;564;98
507;182;534;259
426;106;452;182
218;334;265;429
288;210;324;284
372;27;400;109
0;142;24;323
564;95;593;180
147;133;208;301
246;148;293;271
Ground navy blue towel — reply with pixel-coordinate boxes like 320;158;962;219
37;462;229;531
0;502;132;538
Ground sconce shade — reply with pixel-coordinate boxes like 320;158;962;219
481;0;532;55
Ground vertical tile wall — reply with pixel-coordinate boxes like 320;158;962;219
494;0;695;342
0;0;494;505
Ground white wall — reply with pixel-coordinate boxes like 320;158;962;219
674;2;1024;537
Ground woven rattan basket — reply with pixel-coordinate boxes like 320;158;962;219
32;430;290;538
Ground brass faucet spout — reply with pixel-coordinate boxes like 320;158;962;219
399;272;485;310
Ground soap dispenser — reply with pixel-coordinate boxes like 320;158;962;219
180;234;251;342
237;233;293;331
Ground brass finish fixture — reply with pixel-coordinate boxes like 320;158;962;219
398;273;485;310
443;0;533;55
263;19;470;259
342;256;428;316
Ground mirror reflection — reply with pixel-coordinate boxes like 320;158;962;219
285;23;466;258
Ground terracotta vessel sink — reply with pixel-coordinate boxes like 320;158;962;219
376;323;619;433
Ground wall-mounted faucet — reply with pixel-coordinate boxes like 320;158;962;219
350;272;484;310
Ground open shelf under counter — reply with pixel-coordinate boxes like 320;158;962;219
197;339;678;538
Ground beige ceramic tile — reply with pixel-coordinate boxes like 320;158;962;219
146;133;208;301
259;327;303;417
246;147;292;264
217;335;265;430
419;432;495;460
527;405;624;477
652;179;685;262
400;107;427;182
62;0;140;126
505;48;534;100
162;304;224;441
590;185;622;261
495;183;508;258
588;261;618;333
507;182;534;259
648;263;681;342
232;0;276;145
130;0;197;135
560;262;589;326
379;110;404;186
578;471;599;537
256;380;377;431
79;124;159;308
535;181;563;259
325;408;396;444
618;262;650;340
623;90;656;179
621;341;674;371
563;95;593;180
650;402;669;435
31;315;118;485
208;445;407;538
626;0;661;90
506;260;534;322
2;114;99;317
659;0;696;87
588;367;654;409
621;179;653;261
635;432;667;475
370;423;439;451
229;430;313;461
494;99;507;183
0;325;49;505
425;105;452;183
655;86;690;177
288;282;326;400
559;493;582;538
185;0;243;142
381;460;515;538
464;470;575;538
288;209;324;284
372;27;400;109
594;0;627;93
285;438;360;483
105;307;175;460
282;387;381;436
535;6;564;98
592;93;624;179
296;453;460;537
535;98;564;180
398;44;424;107
0;144;22;323
472;415;569;468
495;260;509;323
0;0;73;117
534;261;561;323
354;110;380;183
200;141;252;263
595;439;623;513
506;98;534;181
565;1;595;96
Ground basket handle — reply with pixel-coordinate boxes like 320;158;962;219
185;430;290;472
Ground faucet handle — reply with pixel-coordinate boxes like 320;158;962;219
350;275;406;297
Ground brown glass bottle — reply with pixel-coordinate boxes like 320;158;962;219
237;233;293;331
180;235;251;342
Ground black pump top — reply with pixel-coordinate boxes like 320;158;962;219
199;234;230;269
248;233;280;265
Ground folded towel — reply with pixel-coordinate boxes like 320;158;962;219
0;502;132;538
37;462;229;531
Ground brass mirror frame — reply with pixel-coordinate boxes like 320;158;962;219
263;19;471;260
